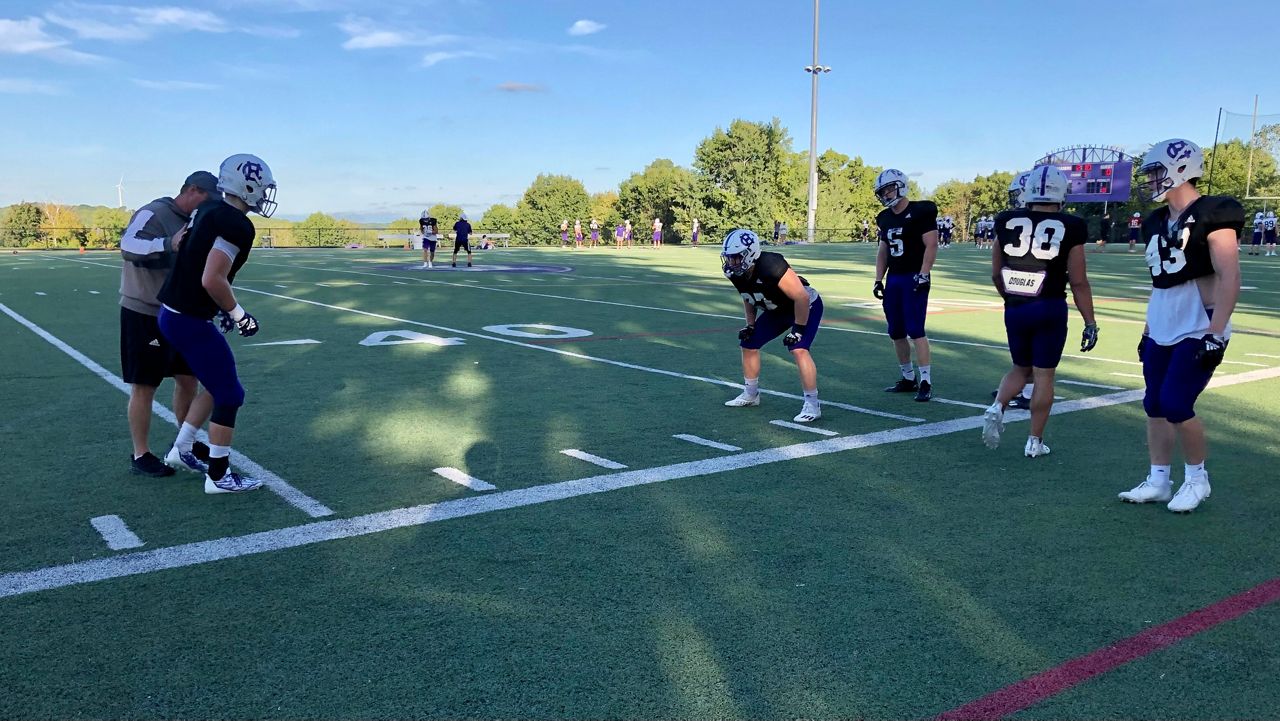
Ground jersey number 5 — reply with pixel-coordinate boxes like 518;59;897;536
1003;218;1065;260
885;228;904;257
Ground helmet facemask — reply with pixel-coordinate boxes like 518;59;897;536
876;181;904;208
722;250;754;278
1138;162;1174;203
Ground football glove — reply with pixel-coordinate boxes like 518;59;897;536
217;309;236;334
221;304;260;337
913;272;931;292
1193;333;1227;371
1137;334;1147;362
872;280;885;300
1081;323;1099;352
738;325;755;342
783;324;807;348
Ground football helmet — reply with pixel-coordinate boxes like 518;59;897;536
1133;212;1141;218
1257;212;1266;222
1021;165;1070;206
721;229;762;278
1008;171;1031;208
217;154;277;217
874;169;909;208
1268;211;1276;218
1138;139;1203;203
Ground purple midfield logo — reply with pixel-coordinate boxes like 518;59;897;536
239;161;264;183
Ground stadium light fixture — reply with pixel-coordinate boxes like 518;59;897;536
804;0;830;245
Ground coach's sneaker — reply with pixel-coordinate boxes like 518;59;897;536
724;391;761;407
1024;436;1051;458
165;444;208;474
885;377;918;393
1168;474;1211;513
1118;477;1173;504
793;401;821;423
981;403;1004;449
130;452;176;478
204;472;263;494
914;380;932;402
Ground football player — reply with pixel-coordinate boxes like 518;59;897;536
1265;211;1277;256
419;210;438;268
720;229;824;422
1008;171;1031;209
873;168;938;401
119;171;218;476
1128;211;1142;253
1119;139;1244;512
940;215;953;248
452;212;473;267
995;171;1036;411
157;154;277;494
560;219;569;247
1250;211;1264;255
983;165;1098;457
573;218;583;250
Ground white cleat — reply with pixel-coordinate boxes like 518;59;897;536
1167;474;1211;513
724;392;761;407
793;402;821;423
1118;477;1173;504
981;403;1004;449
165;444;207;474
204;472;263;494
1024;437;1051;458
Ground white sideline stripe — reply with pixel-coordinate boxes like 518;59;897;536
275;285;288;289
88;290;100;295
0;302;334;519
89;515;144;550
35;291;46;296
231;287;925;423
932;397;990;410
560;449;627;469
33;370;1280;600
769;420;839;436
1059;379;1125;390
673;434;742;452
1247;353;1280;359
432;467;497;492
246;339;322;347
1111;372;1146;379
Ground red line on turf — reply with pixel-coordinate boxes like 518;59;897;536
937;577;1280;720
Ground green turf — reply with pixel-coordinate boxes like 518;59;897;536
1;244;1279;719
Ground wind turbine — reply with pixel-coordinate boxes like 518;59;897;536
115;176;125;208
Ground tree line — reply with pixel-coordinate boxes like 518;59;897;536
4;120;1277;248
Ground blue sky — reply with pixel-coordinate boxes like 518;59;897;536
0;0;1272;221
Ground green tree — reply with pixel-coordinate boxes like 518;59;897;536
91;206;132;247
1206;137;1280;212
428;204;464;234
693;118;799;232
293;212;359;247
617;159;700;243
589;192;620;231
477;204;517;232
3;202;47;248
515;174;590;245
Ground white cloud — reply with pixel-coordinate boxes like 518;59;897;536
0;17;108;63
132;78;219;91
567;19;605;36
422;50;489;67
137;7;227;32
0;77;61;94
44;4;233;42
338;16;459;50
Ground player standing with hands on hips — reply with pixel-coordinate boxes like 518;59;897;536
158;154;277;494
1119;139;1244;513
720;229;824;423
873;169;939;402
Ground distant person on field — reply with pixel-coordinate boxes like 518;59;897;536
560;219;569;247
615;220;625;249
652;217;663;248
691;217;700;246
1098;213;1113;248
118;170;217;477
1128;211;1141;253
453;212;473;267
861;218;871;242
574;218;583;249
624;219;633;248
419;210;439;268
1265;211;1277;256
589;218;600;248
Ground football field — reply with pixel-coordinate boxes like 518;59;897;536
2;243;1280;719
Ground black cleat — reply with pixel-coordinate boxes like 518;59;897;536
914;380;932;402
884;377;918;393
131;452;176;477
990;390;1031;410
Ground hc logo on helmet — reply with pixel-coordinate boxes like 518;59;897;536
1166;141;1191;161
740;232;755;247
239;161;264;183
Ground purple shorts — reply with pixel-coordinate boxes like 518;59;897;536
1004;298;1068;369
1142;335;1220;424
741;297;823;351
883;273;929;340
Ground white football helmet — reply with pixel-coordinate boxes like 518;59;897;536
1133;212;1141;218
721;229;762;278
874;169;909;208
1268;211;1276;219
1021;165;1070;206
217;154;277;217
1257;212;1266;222
1139;139;1203;203
1008;171;1031;208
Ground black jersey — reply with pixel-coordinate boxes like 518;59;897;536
730;251;811;314
1141;195;1244;289
419;216;438;235
877;200;938;275
158;199;255;320
993;209;1088;305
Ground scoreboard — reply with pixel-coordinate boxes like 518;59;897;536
1052;160;1132;203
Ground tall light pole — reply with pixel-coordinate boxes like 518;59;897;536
804;0;830;244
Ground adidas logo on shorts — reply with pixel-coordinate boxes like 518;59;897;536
148;339;161;347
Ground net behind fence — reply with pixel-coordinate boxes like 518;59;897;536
1213;108;1280;202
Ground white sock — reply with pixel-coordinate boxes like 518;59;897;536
919;365;932;383
1185;461;1206;479
174;422;199;452
744;378;759;397
208;443;230;459
900;362;914;380
1150;464;1172;485
803;389;818;404
1022;383;1034;397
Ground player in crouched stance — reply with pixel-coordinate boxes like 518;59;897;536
159;153;278;494
1119;139;1243;513
720;229;824;422
982;166;1098;458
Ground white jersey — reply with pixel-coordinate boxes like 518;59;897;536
1266;217;1277;232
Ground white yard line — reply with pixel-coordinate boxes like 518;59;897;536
432;467;497;492
245;339;322;347
20;370;1280;600
0;302;334;519
1111;372;1146;379
769;420;840;436
89;515;144;550
560;449;628;469
1247;353;1280;359
932;398;990;410
1059;379;1125;390
672;434;743;452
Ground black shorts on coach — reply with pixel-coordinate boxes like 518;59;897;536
120;306;192;386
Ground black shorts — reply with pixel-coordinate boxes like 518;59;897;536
120;306;192;386
454;239;471;253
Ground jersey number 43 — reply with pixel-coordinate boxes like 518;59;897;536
1145;229;1189;276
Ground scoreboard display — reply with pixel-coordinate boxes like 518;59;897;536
1052;160;1132;202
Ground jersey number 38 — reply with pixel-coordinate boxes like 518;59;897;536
1002;218;1064;260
